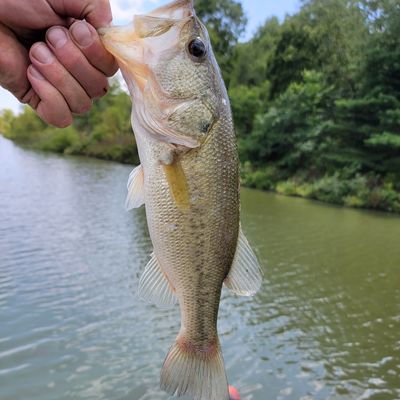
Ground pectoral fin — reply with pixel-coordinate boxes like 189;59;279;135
138;253;177;309
126;165;145;210
224;227;262;296
162;161;190;209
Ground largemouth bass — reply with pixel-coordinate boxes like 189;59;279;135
100;1;262;399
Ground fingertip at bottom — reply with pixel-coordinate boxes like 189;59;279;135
56;119;73;129
37;109;73;128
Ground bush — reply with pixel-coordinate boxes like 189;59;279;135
344;195;366;208
365;188;400;212
240;163;277;190
308;174;347;204
275;180;297;196
37;127;80;153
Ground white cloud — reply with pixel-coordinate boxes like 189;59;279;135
0;90;21;114
110;0;144;24
110;0;161;24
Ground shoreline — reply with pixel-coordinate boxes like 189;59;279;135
3;134;399;215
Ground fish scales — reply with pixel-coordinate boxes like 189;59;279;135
143;115;239;347
99;1;262;399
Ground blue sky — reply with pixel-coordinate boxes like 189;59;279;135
242;0;300;40
0;0;301;113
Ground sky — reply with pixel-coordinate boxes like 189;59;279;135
0;0;300;114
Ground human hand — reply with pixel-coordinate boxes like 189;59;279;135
0;0;118;127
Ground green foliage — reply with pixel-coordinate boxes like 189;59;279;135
2;107;47;143
37;127;80;153
228;84;267;137
229;17;281;88
195;0;247;83
241;70;334;171
365;132;400;149
236;0;400;213
0;80;137;164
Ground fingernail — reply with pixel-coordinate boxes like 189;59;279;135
32;44;53;64
47;28;68;49
71;22;93;47
29;66;45;80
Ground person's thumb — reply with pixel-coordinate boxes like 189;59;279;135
0;23;38;107
48;0;113;28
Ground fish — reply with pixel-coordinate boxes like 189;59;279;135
99;1;262;399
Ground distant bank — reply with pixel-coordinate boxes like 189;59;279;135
1;127;399;215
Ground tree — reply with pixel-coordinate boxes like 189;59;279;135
194;0;247;82
267;0;367;98
229;17;281;88
242;71;333;174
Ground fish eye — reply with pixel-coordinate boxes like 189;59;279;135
188;38;207;59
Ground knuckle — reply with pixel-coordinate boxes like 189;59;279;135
64;52;82;69
51;72;66;89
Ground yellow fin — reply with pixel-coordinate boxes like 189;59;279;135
162;161;190;209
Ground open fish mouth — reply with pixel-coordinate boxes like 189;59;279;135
98;0;195;89
98;0;210;148
99;2;262;400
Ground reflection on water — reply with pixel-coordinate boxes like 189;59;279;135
0;135;399;400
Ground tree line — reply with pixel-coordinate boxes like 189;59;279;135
1;0;399;213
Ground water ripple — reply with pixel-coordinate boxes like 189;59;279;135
1;137;400;400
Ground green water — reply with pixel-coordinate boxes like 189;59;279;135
0;136;399;399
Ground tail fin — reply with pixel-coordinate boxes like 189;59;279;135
160;336;229;400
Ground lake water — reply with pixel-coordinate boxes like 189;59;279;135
0;135;399;400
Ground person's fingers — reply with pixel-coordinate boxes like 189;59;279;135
69;21;118;77
27;65;73;128
29;42;92;115
46;25;109;98
49;0;113;29
0;23;31;102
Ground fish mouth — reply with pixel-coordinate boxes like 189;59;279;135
98;0;195;62
98;0;195;86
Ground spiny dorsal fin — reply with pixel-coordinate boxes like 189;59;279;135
138;252;177;309
125;164;145;210
224;227;262;296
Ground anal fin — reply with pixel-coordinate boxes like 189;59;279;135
126;164;145;210
138;252;177;309
224;227;262;296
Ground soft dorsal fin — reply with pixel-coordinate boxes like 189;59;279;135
224;227;262;296
138;253;177;309
126;165;145;210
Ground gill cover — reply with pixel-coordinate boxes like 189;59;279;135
99;0;217;149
